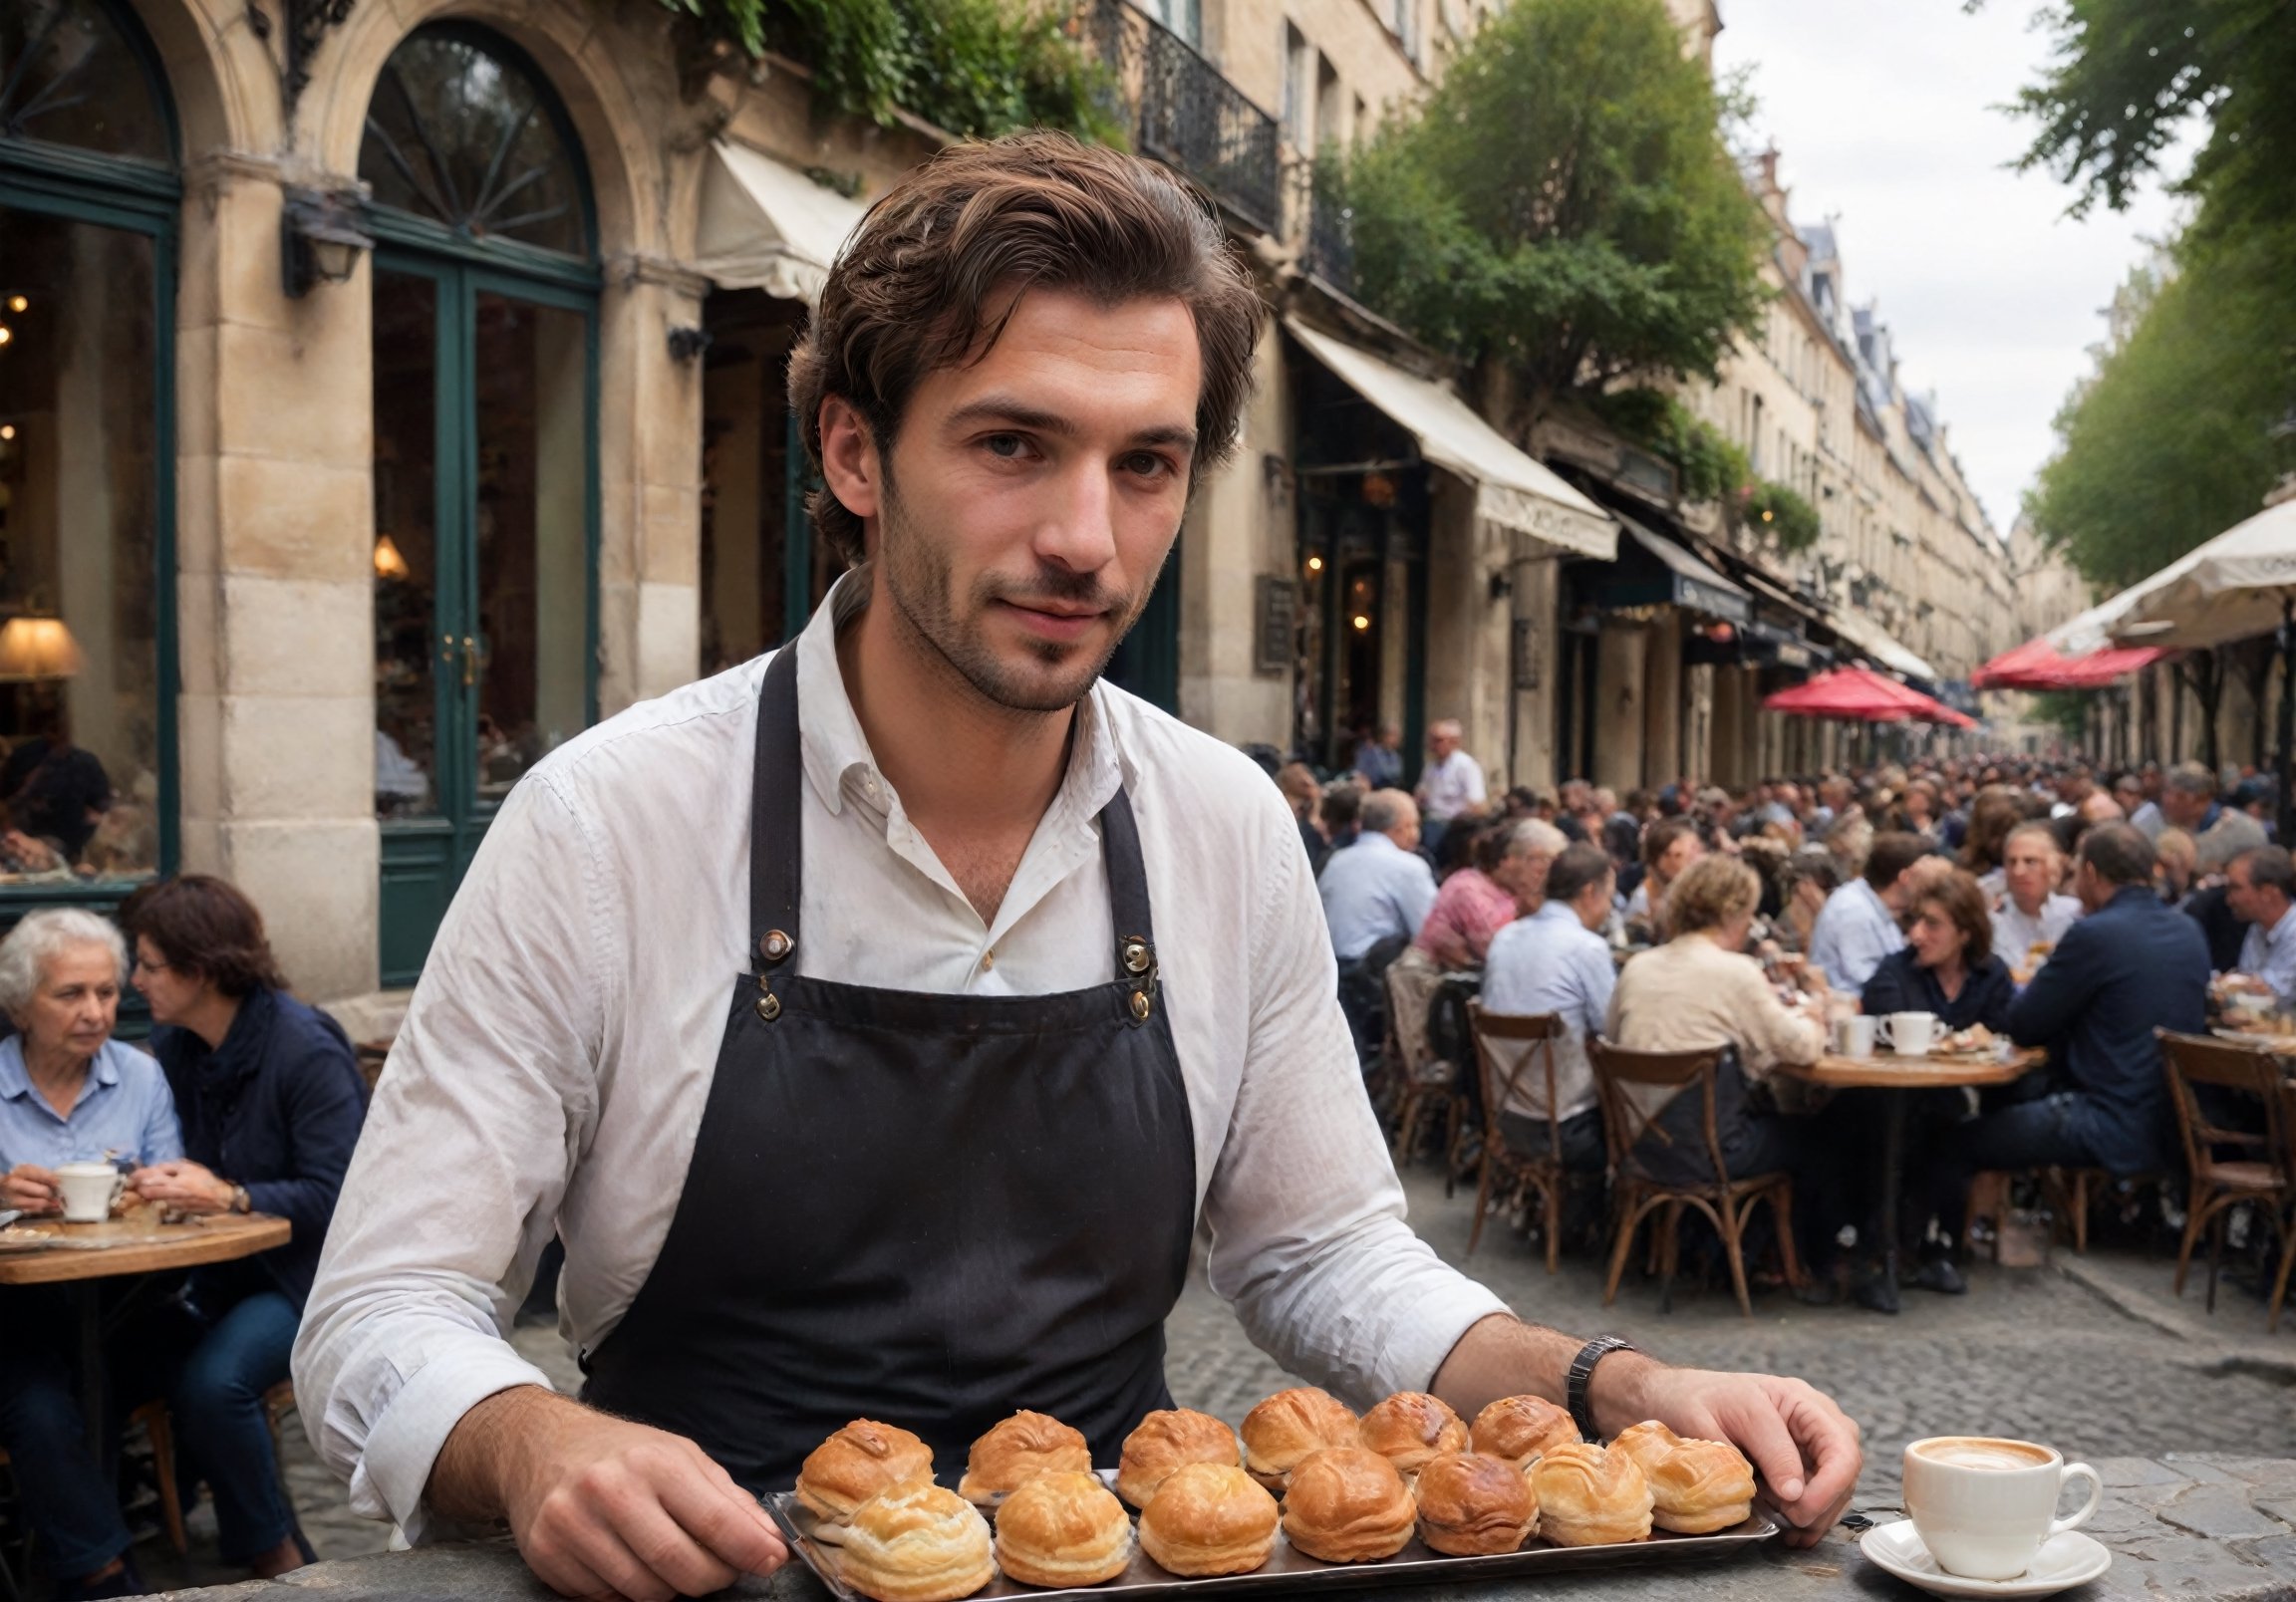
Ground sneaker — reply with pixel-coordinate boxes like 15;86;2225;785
1912;1257;1968;1295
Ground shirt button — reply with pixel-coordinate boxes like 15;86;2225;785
982;950;995;970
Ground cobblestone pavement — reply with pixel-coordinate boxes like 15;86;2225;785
114;1166;2295;1595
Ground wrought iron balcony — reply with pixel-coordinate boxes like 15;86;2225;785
1288;156;1355;296
1077;0;1282;234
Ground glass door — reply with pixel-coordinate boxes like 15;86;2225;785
374;257;595;984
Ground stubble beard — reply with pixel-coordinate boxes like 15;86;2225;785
876;471;1155;715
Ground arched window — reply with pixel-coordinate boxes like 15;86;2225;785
0;0;174;164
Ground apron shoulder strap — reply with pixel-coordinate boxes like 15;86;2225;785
750;646;804;968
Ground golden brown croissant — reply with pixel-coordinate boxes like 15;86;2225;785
1138;1463;1281;1577
955;1411;1091;1510
1529;1442;1653;1546
1469;1395;1581;1474
992;1470;1134;1587
838;1480;996;1602
1412;1451;1538;1556
795;1420;937;1539
1240;1388;1358;1492
1358;1392;1470;1483
1610;1421;1756;1533
1117;1409;1241;1510
1279;1447;1417;1563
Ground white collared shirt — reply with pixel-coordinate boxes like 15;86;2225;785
1991;894;2082;965
1416;749;1488;822
294;577;1506;1538
1807;878;1903;999
2238;902;2296;1005
1317;832;1438;961
1480;901;1612;1123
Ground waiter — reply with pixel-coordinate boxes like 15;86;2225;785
296;134;1860;1601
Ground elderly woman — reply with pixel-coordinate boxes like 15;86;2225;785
118;875;369;1582
0;909;182;1602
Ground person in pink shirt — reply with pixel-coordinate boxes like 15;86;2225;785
1417;820;1568;969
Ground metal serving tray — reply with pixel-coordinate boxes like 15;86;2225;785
763;1475;1778;1601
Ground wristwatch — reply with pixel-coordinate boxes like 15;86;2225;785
228;1184;251;1214
1566;1335;1638;1441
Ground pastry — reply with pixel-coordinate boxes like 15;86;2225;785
1137;1462;1281;1577
1413;1451;1539;1556
1240;1388;1358;1492
1358;1392;1469;1482
838;1480;996;1602
1610;1421;1756;1534
993;1470;1134;1587
1117;1408;1241;1509
796;1420;937;1540
1529;1442;1653;1546
1279;1447;1417;1563
1469;1395;1580;1474
956;1411;1091;1510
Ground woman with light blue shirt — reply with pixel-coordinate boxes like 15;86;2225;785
0;908;182;1602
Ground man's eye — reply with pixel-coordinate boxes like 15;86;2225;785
984;433;1026;458
1124;451;1175;479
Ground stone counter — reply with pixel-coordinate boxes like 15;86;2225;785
148;1457;2296;1602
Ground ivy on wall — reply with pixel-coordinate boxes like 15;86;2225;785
1741;479;1821;554
659;0;1120;143
1593;388;1752;506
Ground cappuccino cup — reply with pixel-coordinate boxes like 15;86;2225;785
1879;1011;1940;1057
1903;1436;2101;1580
1836;1015;1877;1059
56;1162;125;1224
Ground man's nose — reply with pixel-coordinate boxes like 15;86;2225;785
1034;462;1118;573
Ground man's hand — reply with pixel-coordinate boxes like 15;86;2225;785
2;1164;60;1215
1592;1355;1862;1548
430;1387;787;1600
130;1160;235;1214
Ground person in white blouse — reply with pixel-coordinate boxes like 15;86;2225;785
293;134;1860;1602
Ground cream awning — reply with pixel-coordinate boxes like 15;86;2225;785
2112;496;2296;651
693;139;870;304
1824;603;1939;683
1284;319;1617;561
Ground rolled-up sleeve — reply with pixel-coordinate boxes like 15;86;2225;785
292;774;612;1541
1199;802;1506;1404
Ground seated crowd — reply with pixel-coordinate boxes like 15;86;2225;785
0;877;368;1600
1291;742;2282;1314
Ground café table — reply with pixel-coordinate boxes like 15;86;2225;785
0;1211;289;1450
1774;1047;2043;1306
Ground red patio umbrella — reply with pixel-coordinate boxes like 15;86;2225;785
1970;637;2066;690
1762;667;1977;728
2034;646;2166;689
1972;636;2165;690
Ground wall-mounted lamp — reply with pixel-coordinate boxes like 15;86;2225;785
668;326;713;364
282;186;373;298
0;614;84;681
1487;569;1513;604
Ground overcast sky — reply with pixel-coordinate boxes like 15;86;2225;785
1710;1;2191;538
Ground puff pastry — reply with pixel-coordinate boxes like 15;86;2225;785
796;1420;937;1540
1529;1442;1653;1547
1358;1392;1469;1483
1610;1421;1756;1533
1469;1395;1581;1474
1279;1447;1417;1563
1412;1451;1538;1556
1117;1408;1242;1510
1241;1388;1358;1492
993;1470;1134;1587
1137;1463;1281;1577
956;1411;1091;1510
838;1480;996;1602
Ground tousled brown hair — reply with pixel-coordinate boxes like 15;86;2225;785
786;132;1267;564
1915;869;1994;969
120;875;288;998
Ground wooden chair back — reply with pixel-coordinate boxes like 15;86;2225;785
1468;1002;1563;1159
2156;1028;2283;1178
1587;1038;1729;1186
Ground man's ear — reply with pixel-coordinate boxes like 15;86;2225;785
818;395;882;522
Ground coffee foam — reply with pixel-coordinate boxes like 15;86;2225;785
1911;1438;2053;1470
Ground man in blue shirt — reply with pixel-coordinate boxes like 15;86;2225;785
1480;842;1616;1174
2226;845;2296;1007
1807;832;1932;998
1317;789;1437;962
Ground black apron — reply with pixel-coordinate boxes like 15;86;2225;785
581;646;1197;1491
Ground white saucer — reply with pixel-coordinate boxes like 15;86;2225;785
1861;1520;2111;1598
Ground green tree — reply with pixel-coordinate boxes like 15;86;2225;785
1339;0;1770;423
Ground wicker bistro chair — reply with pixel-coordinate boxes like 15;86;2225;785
1384;960;1463;1169
1464;1002;1568;1270
1587;1038;1802;1317
2157;1028;2288;1314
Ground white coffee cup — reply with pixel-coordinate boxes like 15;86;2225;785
1903;1436;2102;1580
55;1162;125;1224
1879;1011;1940;1057
1836;1015;1877;1059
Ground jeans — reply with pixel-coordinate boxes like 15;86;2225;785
1928;1091;2106;1249
0;1285;299;1576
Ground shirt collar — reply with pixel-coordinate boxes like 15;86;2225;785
792;569;1125;825
1532;900;1582;928
2269;903;2296;948
0;1036;117;1100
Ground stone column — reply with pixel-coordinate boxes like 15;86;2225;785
608;258;710;712
1642;614;1682;789
1510;555;1561;788
1593;619;1647;792
1179;327;1289;746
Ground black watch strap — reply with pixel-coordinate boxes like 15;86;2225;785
1567;1335;1637;1440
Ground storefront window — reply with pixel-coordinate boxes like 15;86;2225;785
0;207;163;885
0;0;171;163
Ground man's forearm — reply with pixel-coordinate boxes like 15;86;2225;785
1428;1312;1660;1434
427;1385;589;1524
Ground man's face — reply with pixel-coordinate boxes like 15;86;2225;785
2226;862;2268;927
1657;832;1704;884
2003;834;2058;912
1430;728;1460;761
1493;848;1554;906
2113;778;2143;813
2162;786;2208;829
1577;874;1616;932
834;287;1201;713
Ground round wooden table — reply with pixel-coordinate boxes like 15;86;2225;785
0;1212;289;1449
1774;1048;2043;1304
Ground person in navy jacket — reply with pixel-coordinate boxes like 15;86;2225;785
121;876;369;1583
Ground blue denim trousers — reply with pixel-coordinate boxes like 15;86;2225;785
0;1284;299;1575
